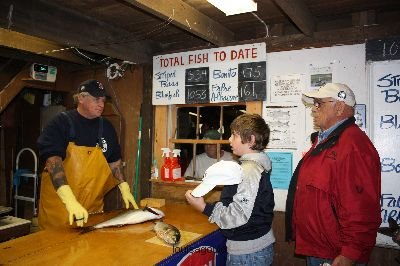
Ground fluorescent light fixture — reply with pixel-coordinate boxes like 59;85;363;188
207;0;257;16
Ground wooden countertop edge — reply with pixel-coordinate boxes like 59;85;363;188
149;179;223;189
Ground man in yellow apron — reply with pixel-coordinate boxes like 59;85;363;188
37;79;138;229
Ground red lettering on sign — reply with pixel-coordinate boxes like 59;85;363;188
230;47;258;60
188;53;209;64
160;56;185;67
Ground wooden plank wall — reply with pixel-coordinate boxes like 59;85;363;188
138;64;153;200
0;67;73;208
0;64;146;214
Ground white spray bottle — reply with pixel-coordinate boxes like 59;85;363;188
170;149;181;181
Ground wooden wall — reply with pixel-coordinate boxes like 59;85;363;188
0;65;74;209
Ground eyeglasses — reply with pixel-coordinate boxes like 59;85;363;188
313;100;336;109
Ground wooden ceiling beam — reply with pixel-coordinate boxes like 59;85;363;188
273;0;315;36
0;0;155;63
121;0;234;46
0;29;87;65
352;10;376;27
255;22;400;52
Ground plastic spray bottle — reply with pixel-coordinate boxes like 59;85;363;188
151;159;159;179
170;149;182;181
160;148;171;181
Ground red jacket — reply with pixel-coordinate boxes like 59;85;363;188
288;117;381;263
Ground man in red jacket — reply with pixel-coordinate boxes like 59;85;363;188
286;83;381;266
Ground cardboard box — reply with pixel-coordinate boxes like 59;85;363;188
140;198;165;208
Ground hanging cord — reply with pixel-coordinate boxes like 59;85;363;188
7;4;13;29
72;48;112;64
252;12;269;38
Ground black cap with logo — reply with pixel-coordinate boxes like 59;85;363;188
77;79;106;97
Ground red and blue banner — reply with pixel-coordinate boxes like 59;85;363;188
156;230;227;266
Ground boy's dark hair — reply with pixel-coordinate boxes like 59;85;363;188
230;113;270;151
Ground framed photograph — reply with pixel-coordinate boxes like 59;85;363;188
309;65;333;89
354;104;366;132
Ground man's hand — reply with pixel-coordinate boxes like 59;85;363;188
185;190;206;212
118;182;139;209
56;185;88;227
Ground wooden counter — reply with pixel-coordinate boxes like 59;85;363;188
0;202;219;265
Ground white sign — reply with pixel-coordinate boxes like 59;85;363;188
371;60;400;230
152;43;267;105
264;106;299;149
270;74;305;103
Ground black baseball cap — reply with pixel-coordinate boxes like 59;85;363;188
203;130;221;140
77;79;107;97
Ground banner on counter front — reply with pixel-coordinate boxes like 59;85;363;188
152;43;267;105
156;230;227;266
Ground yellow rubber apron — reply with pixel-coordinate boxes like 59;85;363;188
38;142;119;229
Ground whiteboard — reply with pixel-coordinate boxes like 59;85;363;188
370;60;400;228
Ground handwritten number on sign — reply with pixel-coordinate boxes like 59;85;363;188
241;66;262;79
186;68;209;83
238;62;266;81
188;88;207;100
383;41;400;58
239;82;257;98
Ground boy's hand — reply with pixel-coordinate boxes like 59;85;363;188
185;190;206;212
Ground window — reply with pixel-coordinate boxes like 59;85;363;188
153;101;261;182
172;104;245;179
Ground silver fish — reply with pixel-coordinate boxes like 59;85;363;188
82;207;164;232
153;221;181;246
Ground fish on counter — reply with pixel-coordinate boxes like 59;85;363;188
153;221;181;246
82;207;164;233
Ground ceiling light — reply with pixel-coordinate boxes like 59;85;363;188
207;0;257;16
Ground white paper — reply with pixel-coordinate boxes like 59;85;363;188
270;74;305;103
264;106;299;149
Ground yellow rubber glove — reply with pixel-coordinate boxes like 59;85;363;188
118;182;139;209
56;185;88;227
